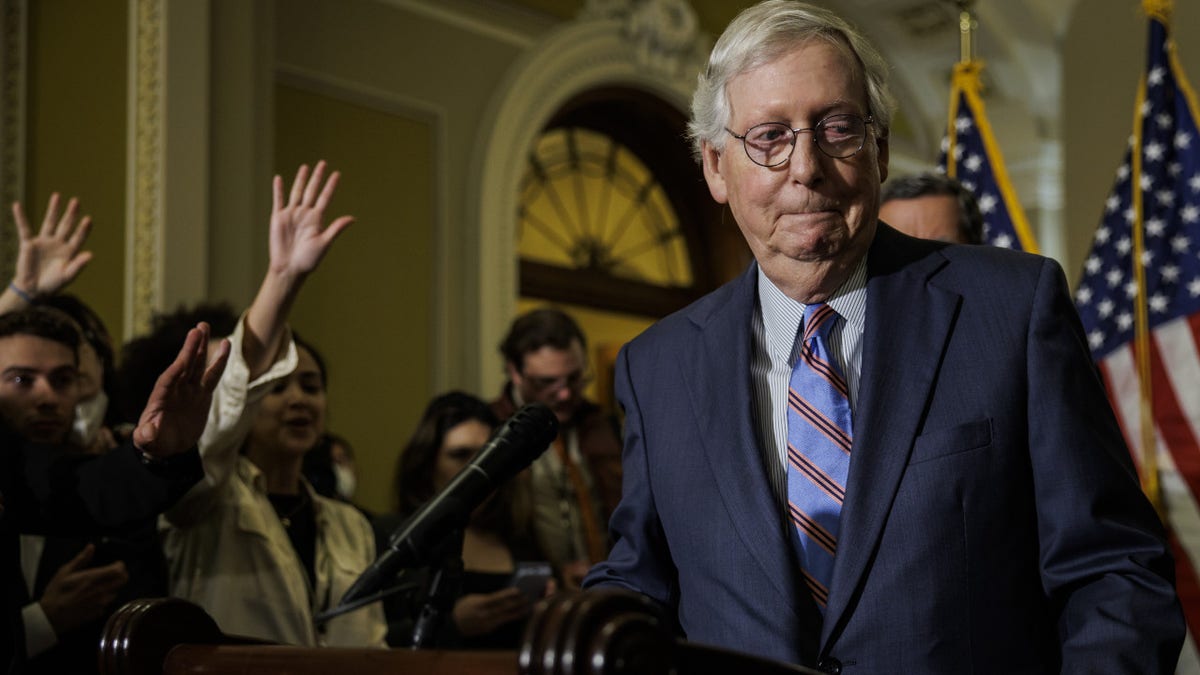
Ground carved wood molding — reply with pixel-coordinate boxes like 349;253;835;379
127;0;163;336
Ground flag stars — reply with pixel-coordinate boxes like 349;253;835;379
1117;237;1133;255
1191;174;1200;192
1189;277;1200;297
993;233;1013;248
955;115;974;133
1149;66;1166;86
978;193;998;214
964;154;983;172
1145;141;1165;162
1147;217;1167;235
1177;131;1193;150
1141;100;1154;118
1106;194;1121;213
1141;249;1155;266
1124;207;1137;224
1096;226;1112;244
953;145;964;162
1157;113;1174;129
1141;174;1156;191
1098;298;1115;318
1170;162;1183;177
1172;234;1190;253
1155;191;1175;208
1125;280;1140;298
1150;293;1169;313
1184;205;1200;223
1118;164;1132;181
1162;264;1181;282
1089;329;1105;350
1117;311;1135;330
1076;285;1093;305
1107;268;1125;287
1087;254;1103;273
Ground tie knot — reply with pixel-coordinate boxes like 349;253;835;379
803;303;838;344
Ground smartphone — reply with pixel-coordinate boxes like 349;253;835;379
510;561;553;602
91;536;135;567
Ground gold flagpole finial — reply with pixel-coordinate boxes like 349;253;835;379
956;0;977;64
1142;0;1172;25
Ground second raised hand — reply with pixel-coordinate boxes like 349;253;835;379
269;160;355;279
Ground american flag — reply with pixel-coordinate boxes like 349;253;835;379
1072;9;1200;669
937;60;1039;252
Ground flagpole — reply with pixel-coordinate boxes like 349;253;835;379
1131;0;1167;512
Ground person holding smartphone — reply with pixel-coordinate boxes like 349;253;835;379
378;391;551;649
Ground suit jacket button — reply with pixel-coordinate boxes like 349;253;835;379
818;658;842;674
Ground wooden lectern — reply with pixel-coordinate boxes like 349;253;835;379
98;589;820;675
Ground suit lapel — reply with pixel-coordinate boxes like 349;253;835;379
679;265;811;613
821;228;961;645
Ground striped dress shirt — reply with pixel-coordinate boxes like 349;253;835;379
750;259;867;509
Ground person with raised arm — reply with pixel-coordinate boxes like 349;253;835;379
160;162;386;647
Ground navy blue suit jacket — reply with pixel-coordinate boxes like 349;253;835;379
585;225;1183;673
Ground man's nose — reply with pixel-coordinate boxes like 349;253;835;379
32;378;63;405
788;133;825;185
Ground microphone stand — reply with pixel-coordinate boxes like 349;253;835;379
410;527;465;649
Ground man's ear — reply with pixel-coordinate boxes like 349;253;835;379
701;140;730;204
506;361;522;386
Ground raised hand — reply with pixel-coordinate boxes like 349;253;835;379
10;193;94;298
133;322;231;458
241;161;353;378
269;161;354;280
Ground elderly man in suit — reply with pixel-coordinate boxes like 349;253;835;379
583;1;1183;673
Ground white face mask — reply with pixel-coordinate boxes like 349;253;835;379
71;390;109;448
333;463;357;500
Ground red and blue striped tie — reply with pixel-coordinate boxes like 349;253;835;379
786;302;851;611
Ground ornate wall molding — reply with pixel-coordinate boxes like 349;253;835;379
1;0;26;281
468;1;709;395
126;0;163;337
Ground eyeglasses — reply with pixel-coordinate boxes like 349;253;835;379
725;114;874;167
520;369;593;394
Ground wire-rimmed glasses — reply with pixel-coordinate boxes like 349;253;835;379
725;114;874;167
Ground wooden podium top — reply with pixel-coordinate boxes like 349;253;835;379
99;591;820;675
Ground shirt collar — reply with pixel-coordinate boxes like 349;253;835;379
757;255;868;362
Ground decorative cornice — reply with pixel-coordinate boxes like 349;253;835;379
128;0;163;336
1;0;26;282
583;0;707;79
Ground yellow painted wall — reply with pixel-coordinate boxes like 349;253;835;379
274;84;434;513
25;0;127;338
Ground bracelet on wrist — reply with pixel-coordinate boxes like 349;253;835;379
8;282;33;304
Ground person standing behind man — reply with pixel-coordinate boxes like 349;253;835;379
878;172;983;245
584;1;1182;673
491;308;621;590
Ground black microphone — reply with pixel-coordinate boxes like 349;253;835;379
338;402;558;606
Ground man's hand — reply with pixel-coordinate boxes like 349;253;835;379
38;544;129;637
132;322;231;458
451;588;531;637
268;160;353;281
10;193;94;299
